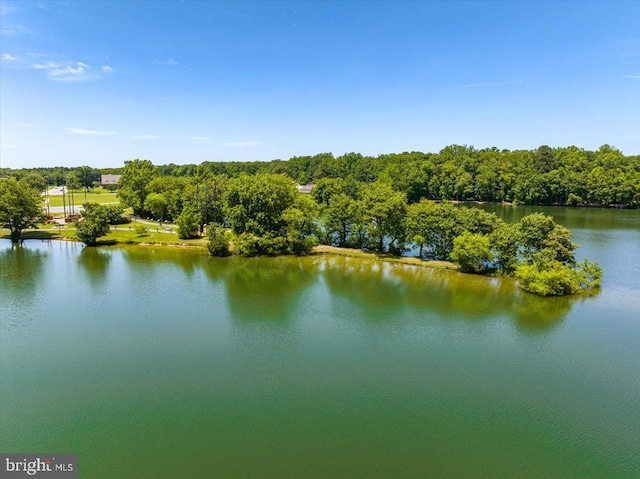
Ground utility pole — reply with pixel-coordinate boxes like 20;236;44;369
62;184;67;220
67;181;72;216
44;176;50;218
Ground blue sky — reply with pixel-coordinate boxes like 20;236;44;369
1;0;639;168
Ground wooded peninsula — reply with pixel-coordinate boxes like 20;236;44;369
3;144;638;296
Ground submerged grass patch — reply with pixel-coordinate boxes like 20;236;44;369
312;244;458;270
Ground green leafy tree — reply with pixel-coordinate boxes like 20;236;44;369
405;200;461;260
361;182;407;252
322;193;358;247
457;207;503;235
0;177;43;242
541;224;577;264
206;223;231;256
101;204;127;224
76;165;98;203
146;176;188;221
144;193;167;220
515;258;602;296
20;173;47;192
225;173;297;236
176;204;201;239
76;204;111;246
282;194;318;255
450;233;492;273
118;159;158;214
312;177;348;206
533;145;557;174
66;175;81;191
184;173;227;231
518;213;557;263
489;223;520;274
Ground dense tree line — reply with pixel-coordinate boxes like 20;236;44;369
107;159;602;295
2;144;638;207
0;166;102;190
0;163;603;295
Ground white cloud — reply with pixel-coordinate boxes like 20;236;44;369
13;122;42;128
461;79;524;88
0;143;18;149
222;141;262;148
0;3;18;15
129;135;160;140
188;136;212;143
33;60;114;81
0;24;36;36
66;128;117;136
226;11;255;18
159;58;178;66
2;53;19;61
622;74;640;80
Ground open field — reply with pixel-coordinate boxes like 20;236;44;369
44;188;120;207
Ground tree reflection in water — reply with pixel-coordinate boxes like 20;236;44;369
320;256;589;332
77;246;112;291
209;256;320;325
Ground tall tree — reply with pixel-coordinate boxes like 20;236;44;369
118;159;158;215
0;178;43;242
225;173;297;236
176;204;201;239
76;204;111;246
405;200;462;260
361;182;407;252
322;193;358;247
76;165;98;203
20;173;47;192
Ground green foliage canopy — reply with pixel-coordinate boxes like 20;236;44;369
76;203;111;246
0;177;43;242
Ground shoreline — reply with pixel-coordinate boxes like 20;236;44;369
1;228;459;271
2;229;601;297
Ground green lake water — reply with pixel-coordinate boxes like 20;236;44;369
1;207;639;478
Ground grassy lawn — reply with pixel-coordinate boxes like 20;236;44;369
1;225;207;248
102;228;206;247
46;190;120;207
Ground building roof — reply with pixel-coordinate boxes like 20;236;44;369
297;184;316;194
101;174;122;185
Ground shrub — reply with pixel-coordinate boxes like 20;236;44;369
288;235;317;256
451;233;492;273
102;204;128;224
76;206;110;246
515;258;602;296
566;193;584;206
134;224;147;236
206;223;231;257
234;233;261;256
257;233;288;255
